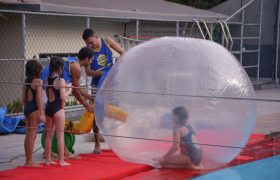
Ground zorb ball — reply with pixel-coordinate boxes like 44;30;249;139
95;37;256;169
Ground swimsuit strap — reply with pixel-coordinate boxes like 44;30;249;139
25;84;37;103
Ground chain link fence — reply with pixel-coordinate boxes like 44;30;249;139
0;59;24;106
0;58;46;104
226;0;263;80
0;13;23;59
126;20;178;40
0;58;86;119
0;1;266;113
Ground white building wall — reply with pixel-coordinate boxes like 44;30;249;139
0;13;125;105
0;13;24;105
0;13;23;59
25;15;125;59
90;18;125;57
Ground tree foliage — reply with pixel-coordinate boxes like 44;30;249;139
167;0;228;9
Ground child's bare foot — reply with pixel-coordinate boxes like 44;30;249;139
43;151;46;159
151;161;161;169
60;161;71;166
65;153;81;160
25;162;42;167
192;164;204;170
46;160;57;165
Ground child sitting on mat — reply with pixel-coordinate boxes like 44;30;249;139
154;106;202;169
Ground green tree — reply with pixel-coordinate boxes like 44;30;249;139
167;0;228;9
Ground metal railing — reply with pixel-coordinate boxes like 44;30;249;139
225;0;263;82
114;35;143;51
0;0;267;109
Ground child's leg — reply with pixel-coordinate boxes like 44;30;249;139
42;129;47;159
54;110;70;166
24;112;41;167
160;154;194;169
42;129;57;159
64;147;80;159
27;112;41;165
24;116;32;164
45;115;56;165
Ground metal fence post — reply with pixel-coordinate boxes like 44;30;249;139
176;21;179;37
21;13;26;82
210;23;214;38
86;16;90;93
136;19;139;40
240;9;245;66
275;0;280;86
257;0;263;81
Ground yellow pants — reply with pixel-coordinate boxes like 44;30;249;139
65;111;94;134
64;104;128;134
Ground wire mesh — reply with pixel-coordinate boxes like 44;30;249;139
0;59;25;106
25;14;86;59
0;13;23;59
225;0;263;81
0;10;280;173
125;20;177;40
276;0;280;84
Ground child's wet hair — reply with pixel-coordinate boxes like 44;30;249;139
172;106;188;126
25;60;42;83
49;56;64;77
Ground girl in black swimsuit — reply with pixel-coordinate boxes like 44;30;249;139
155;106;202;169
44;57;72;166
22;60;45;167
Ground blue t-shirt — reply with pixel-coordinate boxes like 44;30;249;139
90;38;113;86
40;57;78;84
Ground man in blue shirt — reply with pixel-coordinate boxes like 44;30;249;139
82;29;125;154
41;47;94;111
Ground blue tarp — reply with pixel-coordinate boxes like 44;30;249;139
194;155;280;180
0;107;44;134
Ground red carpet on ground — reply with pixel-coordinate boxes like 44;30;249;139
0;150;152;180
125;133;280;179
1;134;279;180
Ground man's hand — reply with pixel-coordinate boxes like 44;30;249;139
40;114;46;123
66;83;73;94
85;103;94;112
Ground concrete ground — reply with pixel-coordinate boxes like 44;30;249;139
254;88;280;134
0;133;111;171
0;87;280;171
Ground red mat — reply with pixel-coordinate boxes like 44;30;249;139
1;134;279;180
0;150;152;180
124;134;280;179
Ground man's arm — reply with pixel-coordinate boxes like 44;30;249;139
85;64;103;77
104;36;125;56
70;63;93;111
80;89;94;102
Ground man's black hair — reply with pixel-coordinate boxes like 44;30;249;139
77;47;94;60
82;29;95;40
